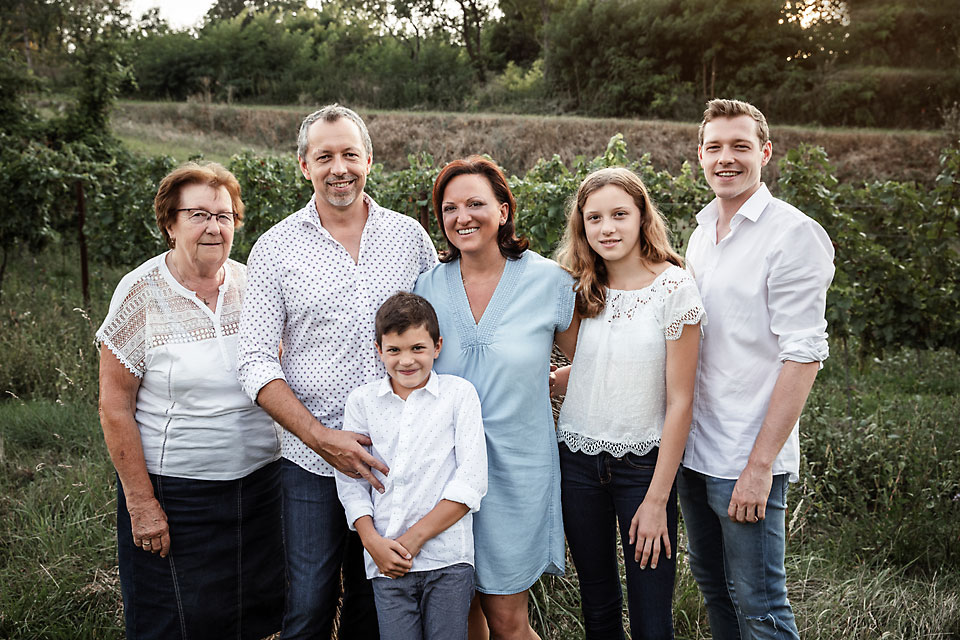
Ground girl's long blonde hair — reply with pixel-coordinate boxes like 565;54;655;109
556;167;683;319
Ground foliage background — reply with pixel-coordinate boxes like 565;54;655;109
4;0;960;128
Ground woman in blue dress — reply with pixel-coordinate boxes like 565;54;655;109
414;156;579;639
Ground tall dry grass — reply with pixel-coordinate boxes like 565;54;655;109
113;101;948;184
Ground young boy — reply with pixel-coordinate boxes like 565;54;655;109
335;291;487;640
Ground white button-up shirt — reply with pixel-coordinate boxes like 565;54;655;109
683;184;835;481
237;194;438;475
335;372;488;579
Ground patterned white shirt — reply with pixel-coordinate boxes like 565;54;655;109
335;372;487;579
683;184;835;481
237;194;438;475
97;254;280;480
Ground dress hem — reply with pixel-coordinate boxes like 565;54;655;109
475;561;564;595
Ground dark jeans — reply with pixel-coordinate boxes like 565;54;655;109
280;458;379;640
559;444;677;640
677;467;799;640
117;460;284;640
371;563;475;640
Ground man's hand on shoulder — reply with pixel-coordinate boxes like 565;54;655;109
728;461;773;523
318;427;389;493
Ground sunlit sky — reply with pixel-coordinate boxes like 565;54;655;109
126;0;323;30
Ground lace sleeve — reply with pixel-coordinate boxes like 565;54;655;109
96;273;153;378
660;271;706;341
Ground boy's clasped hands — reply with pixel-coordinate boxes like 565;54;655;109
354;516;416;578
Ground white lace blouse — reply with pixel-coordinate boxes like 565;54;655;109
557;266;705;457
97;253;280;481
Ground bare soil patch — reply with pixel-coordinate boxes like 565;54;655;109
115;102;948;184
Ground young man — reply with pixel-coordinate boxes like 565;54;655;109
336;292;487;640
680;99;835;639
237;105;438;639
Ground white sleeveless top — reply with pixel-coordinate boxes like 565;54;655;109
97;253;280;480
557;266;705;457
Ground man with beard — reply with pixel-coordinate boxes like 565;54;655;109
238;104;438;639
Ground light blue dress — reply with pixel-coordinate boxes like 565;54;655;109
414;250;576;594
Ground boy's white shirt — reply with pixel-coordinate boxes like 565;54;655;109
335;370;488;579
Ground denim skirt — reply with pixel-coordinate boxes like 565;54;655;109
117;459;284;640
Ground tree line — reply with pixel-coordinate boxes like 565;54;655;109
3;0;959;129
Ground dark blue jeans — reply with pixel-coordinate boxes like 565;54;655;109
117;460;284;640
559;444;677;640
280;458;378;640
677;466;799;640
371;563;475;640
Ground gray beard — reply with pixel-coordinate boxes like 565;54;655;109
324;191;359;208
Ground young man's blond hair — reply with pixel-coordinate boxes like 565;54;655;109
698;98;770;147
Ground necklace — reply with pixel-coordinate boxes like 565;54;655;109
460;260;506;287
168;255;223;307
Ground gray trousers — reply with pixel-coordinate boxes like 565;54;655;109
371;563;475;640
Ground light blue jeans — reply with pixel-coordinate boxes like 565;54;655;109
677;467;799;640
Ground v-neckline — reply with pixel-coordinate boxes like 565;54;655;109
447;254;526;346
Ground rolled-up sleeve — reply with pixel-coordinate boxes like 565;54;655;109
335;394;376;530
440;383;487;513
767;218;835;365
237;235;287;402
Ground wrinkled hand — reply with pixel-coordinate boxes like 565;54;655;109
128;496;171;557
628;500;671;569
319;428;389;493
549;364;571;398
728;463;773;523
366;535;413;579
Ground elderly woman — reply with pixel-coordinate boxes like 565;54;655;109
414;156;579;639
97;162;283;640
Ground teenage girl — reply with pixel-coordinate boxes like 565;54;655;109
553;167;705;640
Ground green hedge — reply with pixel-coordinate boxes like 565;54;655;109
3;136;958;358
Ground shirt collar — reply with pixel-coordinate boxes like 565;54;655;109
297;192;381;231
376;370;440;399
696;183;772;226
377;375;395;397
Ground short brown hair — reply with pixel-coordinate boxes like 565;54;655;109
432;156;529;264
154;162;245;249
375;292;441;346
698;99;770;147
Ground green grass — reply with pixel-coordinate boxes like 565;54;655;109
0;401;122;639
2;249;959;639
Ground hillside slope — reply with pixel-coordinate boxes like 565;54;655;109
115;102;948;184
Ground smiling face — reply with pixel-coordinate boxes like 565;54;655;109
298;117;372;211
376;324;442;400
698;114;772;212
582;184;644;268
166;183;235;272
440;173;508;257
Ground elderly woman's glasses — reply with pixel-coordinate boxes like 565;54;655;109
175;208;238;225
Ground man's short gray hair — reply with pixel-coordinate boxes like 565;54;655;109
297;104;373;161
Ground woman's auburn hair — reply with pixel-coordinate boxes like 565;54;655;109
154;162;245;249
431;155;529;263
556;167;683;319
